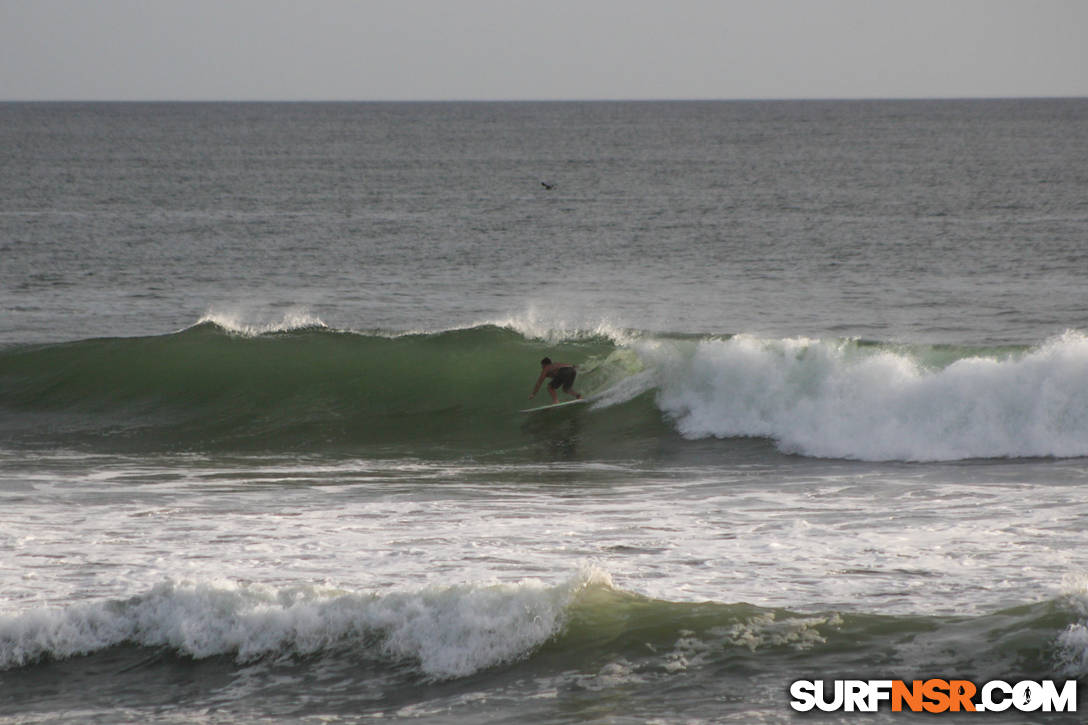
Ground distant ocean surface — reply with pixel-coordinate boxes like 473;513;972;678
2;99;1088;723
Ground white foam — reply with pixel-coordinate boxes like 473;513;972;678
336;309;640;344
584;370;653;411
1056;623;1088;677
718;612;842;652
653;331;1088;461
1055;576;1088;677
0;567;612;679
483;307;640;346
194;308;328;336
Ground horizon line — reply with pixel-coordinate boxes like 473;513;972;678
3;94;1087;104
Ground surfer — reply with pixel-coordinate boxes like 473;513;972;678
529;357;582;404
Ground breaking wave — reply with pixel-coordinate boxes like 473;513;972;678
2;319;1086;461
3;569;1086;685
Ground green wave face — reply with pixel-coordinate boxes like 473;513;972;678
551;583;1083;687
0;323;647;456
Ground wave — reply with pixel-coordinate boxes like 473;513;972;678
653;331;1088;461
0;572;600;680
2;320;1087;461
0;319;648;457
3;570;1086;685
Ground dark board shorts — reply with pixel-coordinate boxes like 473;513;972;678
548;367;576;391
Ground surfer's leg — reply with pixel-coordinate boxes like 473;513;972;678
562;370;580;399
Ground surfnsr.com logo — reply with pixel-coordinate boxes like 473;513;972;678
789;679;1078;713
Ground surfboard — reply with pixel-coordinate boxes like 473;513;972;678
519;398;587;413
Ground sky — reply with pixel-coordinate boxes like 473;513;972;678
1;0;1086;101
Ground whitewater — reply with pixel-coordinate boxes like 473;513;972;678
3;99;1088;723
652;330;1088;461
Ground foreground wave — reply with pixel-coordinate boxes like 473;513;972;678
2;571;1086;720
2;320;1087;461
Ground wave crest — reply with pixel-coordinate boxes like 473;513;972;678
194;308;329;336
0;568;612;679
4;321;1087;461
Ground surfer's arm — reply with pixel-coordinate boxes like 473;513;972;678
530;371;546;398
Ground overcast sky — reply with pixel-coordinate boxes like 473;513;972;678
2;0;1085;101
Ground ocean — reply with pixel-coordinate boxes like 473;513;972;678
2;99;1088;723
